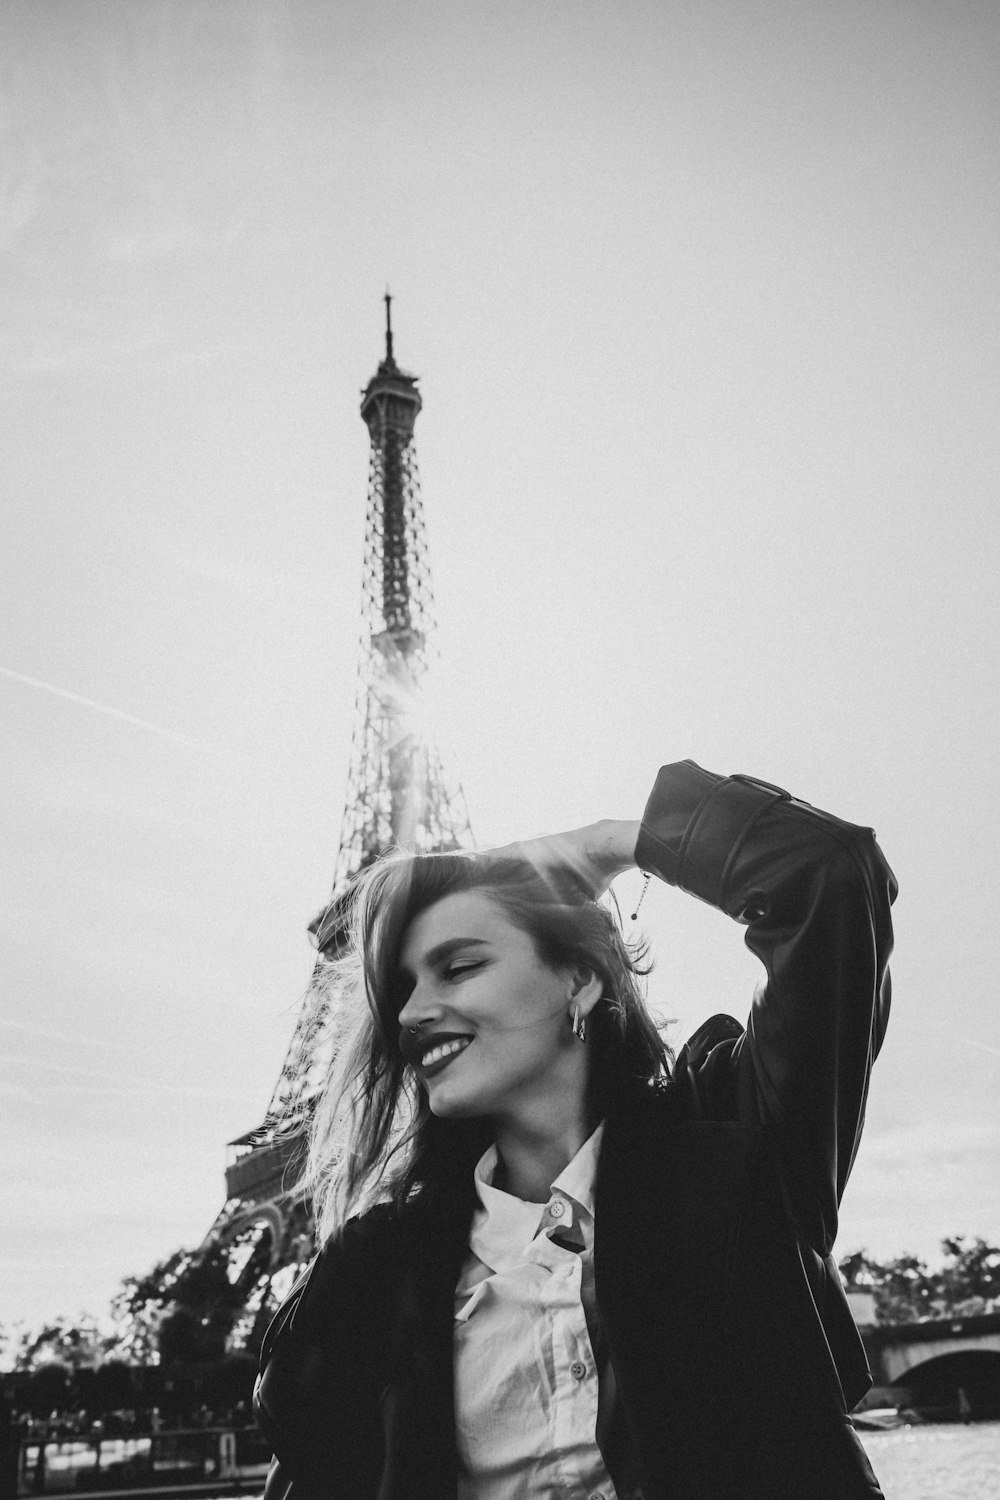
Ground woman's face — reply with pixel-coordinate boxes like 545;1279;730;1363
396;889;585;1123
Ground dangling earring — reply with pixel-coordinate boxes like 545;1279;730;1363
572;1004;587;1044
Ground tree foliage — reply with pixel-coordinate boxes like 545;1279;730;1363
3;1315;113;1374
10;1229;991;1411
111;1244;255;1365
839;1237;1000;1323
109;1225;284;1367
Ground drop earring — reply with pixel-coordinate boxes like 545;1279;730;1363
572;1004;587;1043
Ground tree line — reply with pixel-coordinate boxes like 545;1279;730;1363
1;1240;281;1429
839;1237;1000;1323
2;1235;998;1424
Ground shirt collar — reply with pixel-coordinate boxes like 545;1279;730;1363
469;1123;605;1273
550;1120;604;1218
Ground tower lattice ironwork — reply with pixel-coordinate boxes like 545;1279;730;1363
203;301;473;1340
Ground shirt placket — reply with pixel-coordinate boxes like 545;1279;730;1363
528;1193;612;1500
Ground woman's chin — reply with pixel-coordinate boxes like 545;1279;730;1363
427;1092;475;1119
425;1079;488;1119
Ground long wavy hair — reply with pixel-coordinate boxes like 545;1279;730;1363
304;850;671;1244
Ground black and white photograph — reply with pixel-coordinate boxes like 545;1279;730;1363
2;4;998;1497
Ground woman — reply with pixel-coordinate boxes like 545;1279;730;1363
255;760;896;1500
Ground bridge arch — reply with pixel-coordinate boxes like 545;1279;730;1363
882;1330;1000;1384
890;1349;1000;1421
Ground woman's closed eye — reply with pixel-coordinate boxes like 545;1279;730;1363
445;960;484;980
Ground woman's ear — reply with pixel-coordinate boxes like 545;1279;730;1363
566;967;603;1020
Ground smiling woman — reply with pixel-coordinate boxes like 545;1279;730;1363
309;851;666;1224
254;760;898;1500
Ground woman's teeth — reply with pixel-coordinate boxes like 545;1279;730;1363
423;1038;470;1067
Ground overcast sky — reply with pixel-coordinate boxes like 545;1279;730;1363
2;0;999;1332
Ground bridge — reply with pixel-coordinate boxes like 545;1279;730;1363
875;1311;1000;1384
858;1310;1000;1419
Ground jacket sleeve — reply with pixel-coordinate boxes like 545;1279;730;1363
635;760;897;1254
254;1219;389;1499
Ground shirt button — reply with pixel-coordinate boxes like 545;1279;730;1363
570;1360;587;1381
548;1199;565;1218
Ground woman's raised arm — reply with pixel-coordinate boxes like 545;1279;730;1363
483;817;641;899
636;760;897;1254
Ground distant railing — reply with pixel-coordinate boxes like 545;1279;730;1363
17;1426;272;1497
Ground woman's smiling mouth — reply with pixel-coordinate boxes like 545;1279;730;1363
420;1037;472;1076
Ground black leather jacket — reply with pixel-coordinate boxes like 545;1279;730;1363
255;762;897;1500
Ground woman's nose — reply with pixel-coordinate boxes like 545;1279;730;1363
398;983;436;1031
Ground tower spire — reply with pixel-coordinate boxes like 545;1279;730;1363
384;288;394;365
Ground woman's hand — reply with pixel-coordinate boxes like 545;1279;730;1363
482;818;641;899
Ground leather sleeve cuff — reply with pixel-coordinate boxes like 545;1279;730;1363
636;762;791;907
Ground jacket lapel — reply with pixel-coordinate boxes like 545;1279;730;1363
595;1086;764;1497
377;1182;475;1499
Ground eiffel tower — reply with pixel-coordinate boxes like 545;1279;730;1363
204;299;473;1343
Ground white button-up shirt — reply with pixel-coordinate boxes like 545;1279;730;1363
453;1124;620;1500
